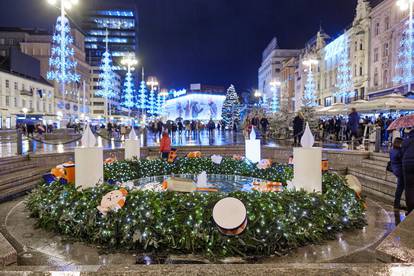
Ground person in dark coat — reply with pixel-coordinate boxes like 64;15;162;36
402;128;414;214
348;108;360;139
390;138;404;209
293;112;305;146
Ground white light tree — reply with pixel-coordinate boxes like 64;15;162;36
121;71;135;112
394;17;414;91
302;59;318;107
221;84;241;128
335;35;353;102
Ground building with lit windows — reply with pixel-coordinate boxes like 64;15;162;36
82;1;138;72
0;49;55;129
0;27;92;125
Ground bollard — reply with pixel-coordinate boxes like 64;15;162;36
375;127;381;153
16;129;23;155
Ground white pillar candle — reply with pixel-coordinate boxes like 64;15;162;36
75;147;103;189
125;139;140;160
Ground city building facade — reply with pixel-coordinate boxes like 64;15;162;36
258;37;301;100
0;27;93;124
0;51;54;129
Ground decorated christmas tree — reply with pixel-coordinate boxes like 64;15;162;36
394;19;414;86
121;71;135;110
47;15;79;85
147;89;157;117
221;84;241;128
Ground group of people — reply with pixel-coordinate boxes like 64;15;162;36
243;114;270;139
17;122;51;138
389;128;414;214
149;119;226;138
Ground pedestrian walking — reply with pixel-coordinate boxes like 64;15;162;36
390;138;404;210
402;128;414;214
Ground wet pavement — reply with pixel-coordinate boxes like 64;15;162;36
0;196;400;266
0;130;293;158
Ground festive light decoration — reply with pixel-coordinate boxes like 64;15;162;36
27;157;366;259
137;80;147;111
47;15;80;84
270;81;281;113
394;18;414;88
303;59;318;107
121;71;135;109
147;88;157;117
156;92;162;116
332;34;353;101
96;33;116;100
222;85;241;127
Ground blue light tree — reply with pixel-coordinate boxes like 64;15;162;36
96;46;116;119
147;88;157;117
121;71;135;112
137;81;147;113
156;92;163;116
47;15;80;94
335;35;353;102
394;19;414;90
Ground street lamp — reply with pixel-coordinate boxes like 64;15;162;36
397;0;414;92
147;77;159;91
22;108;28;119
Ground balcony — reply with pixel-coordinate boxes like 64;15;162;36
20;90;33;97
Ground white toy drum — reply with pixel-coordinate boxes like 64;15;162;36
212;197;247;236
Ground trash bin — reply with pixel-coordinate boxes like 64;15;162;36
63;162;76;184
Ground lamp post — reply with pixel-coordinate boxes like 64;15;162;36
397;0;414;92
270;80;281;113
22;108;28;120
46;0;79;120
121;55;138;122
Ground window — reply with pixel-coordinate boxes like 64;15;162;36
374;48;379;62
5;80;9;88
360;66;363;76
324;97;332;107
14;82;17;90
0;38;4;44
385;17;390;30
29;100;33;109
22;99;26;108
354;41;358;51
360;43;363;51
360;87;365;100
383;43;389;57
5;96;9;106
375;22;380;36
384;70;388;85
14;98;17;107
49;104;52;112
374;68;379;86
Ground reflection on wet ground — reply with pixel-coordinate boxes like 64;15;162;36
0;130;345;158
0;130;292;158
0;196;401;266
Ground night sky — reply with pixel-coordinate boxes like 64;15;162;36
0;0;362;91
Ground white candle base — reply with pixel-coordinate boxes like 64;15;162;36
293;147;322;193
245;139;261;163
125;139;140;160
75;147;103;189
